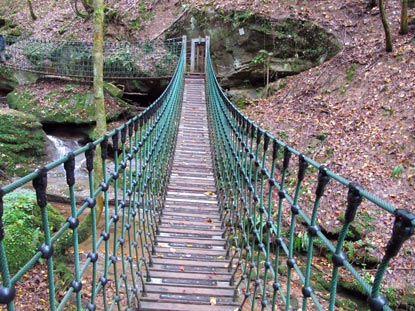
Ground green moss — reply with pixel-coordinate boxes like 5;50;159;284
6;83;130;125
335;296;360;310
2;190;65;274
313;271;331;292
0;109;45;179
400;287;415;310
7;89;38;111
0;17;23;36
104;81;124;98
0;66;18;91
45;90;95;123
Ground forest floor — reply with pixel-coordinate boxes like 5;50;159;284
1;0;414;309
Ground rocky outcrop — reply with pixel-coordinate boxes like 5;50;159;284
167;11;342;88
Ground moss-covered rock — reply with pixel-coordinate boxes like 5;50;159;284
2;190;65;274
6;81;133;124
104;81;124;98
0;108;45;179
0;66;19;92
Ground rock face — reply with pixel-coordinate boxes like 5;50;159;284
168;11;342;88
0;108;45;179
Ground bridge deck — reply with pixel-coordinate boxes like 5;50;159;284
139;75;238;311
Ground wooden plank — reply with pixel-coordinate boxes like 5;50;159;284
149;270;231;282
145;284;234;296
158;227;223;236
151;258;230;268
150;263;230;273
141;292;235;305
155;247;228;257
139;301;238;311
156;237;225;246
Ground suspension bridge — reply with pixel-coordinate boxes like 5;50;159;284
0;36;414;311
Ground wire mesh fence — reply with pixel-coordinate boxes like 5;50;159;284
0;35;182;80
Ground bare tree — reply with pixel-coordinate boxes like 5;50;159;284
379;0;393;52
400;0;409;35
92;0;106;223
56;0;106;255
27;0;37;20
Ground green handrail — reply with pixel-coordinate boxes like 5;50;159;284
0;36;186;311
0;35;182;80
205;36;414;311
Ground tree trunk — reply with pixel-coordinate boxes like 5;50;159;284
379;0;393;52
27;0;37;20
263;55;271;98
92;0;106;224
56;0;106;257
400;0;409;35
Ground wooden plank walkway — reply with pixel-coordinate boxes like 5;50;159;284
139;75;238;311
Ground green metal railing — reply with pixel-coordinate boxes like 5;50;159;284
0;35;181;80
205;37;415;311
0;36;186;311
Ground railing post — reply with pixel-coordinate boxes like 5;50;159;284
368;209;415;310
190;38;195;73
205;36;210;74
182;35;187;73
